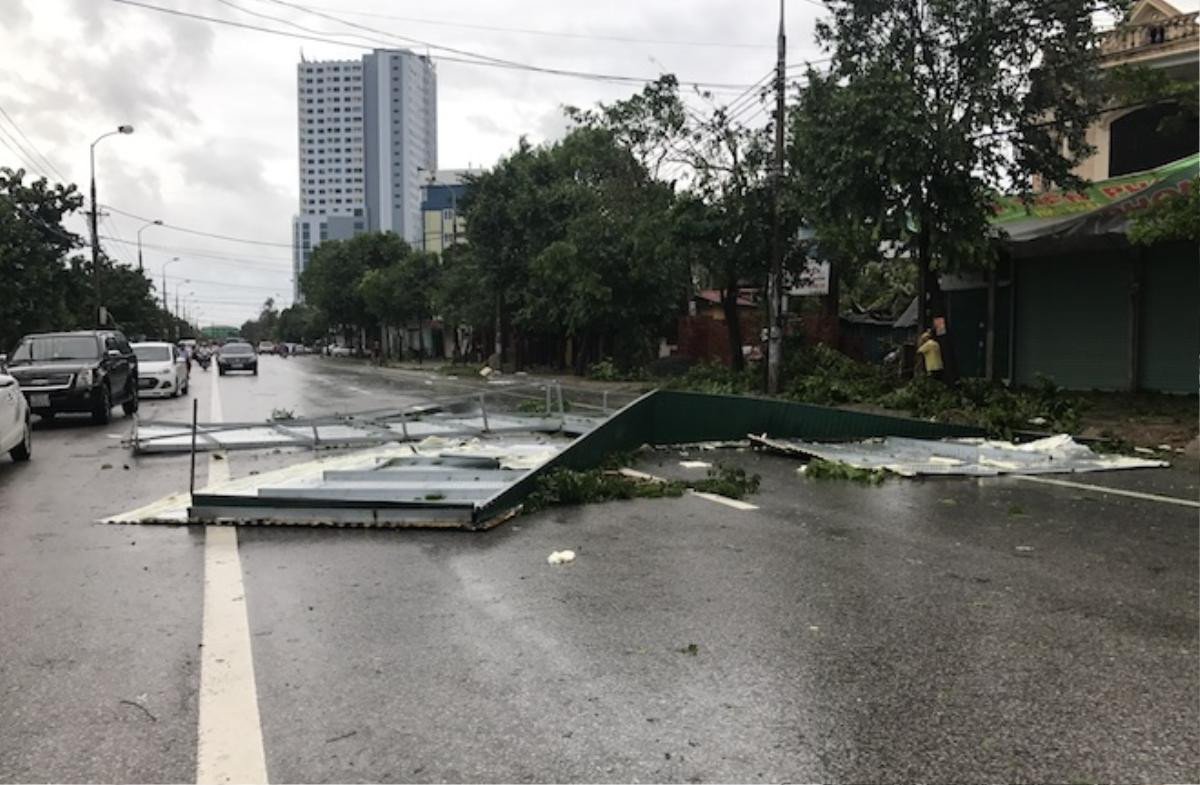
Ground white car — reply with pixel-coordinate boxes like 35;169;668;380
132;342;190;398
0;370;32;462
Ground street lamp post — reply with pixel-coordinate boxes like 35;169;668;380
137;218;162;272
89;125;134;325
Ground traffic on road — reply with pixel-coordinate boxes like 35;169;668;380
1;352;1197;783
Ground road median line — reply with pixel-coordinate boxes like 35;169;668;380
196;368;268;785
1012;474;1200;508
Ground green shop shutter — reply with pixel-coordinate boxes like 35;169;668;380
1139;243;1200;393
1015;255;1131;390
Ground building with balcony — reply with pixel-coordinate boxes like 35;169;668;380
1072;0;1198;183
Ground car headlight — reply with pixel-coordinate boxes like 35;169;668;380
75;369;95;389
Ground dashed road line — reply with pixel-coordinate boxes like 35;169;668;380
1012;474;1200;508
196;369;268;785
689;491;759;510
619;467;758;510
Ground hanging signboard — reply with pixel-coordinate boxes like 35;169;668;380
786;260;831;296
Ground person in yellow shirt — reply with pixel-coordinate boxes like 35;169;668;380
916;330;944;381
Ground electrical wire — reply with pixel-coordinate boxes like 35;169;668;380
109;0;762;91
0;103;68;183
99;236;295;267
100;204;295;248
286;2;774;50
721;68;776;116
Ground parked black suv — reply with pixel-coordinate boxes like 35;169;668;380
6;331;139;424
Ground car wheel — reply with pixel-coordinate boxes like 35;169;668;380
252;366;258;376
123;387;139;416
182;378;189;395
92;385;112;425
219;367;226;376
9;415;31;462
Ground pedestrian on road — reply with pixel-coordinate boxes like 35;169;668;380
916;330;944;381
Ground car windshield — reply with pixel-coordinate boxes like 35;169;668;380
223;343;253;354
10;336;99;363
134;346;173;363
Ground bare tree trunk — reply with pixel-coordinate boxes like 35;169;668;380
721;281;745;371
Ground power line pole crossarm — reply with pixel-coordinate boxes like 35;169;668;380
766;0;786;395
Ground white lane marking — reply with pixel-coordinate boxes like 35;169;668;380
1012;475;1200;509
618;467;663;483
196;369;268;785
689;491;759;510
618;467;758;510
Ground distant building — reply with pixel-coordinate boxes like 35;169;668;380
418;169;476;254
291;49;437;299
1072;0;1198;182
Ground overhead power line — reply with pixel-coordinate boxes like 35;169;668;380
101;204;294;248
99;235;295;268
0;102;68;183
109;0;761;91
288;2;773;50
722;68;776;116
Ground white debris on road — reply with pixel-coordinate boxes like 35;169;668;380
753;434;1169;477
547;550;576;565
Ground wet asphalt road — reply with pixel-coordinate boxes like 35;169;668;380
0;355;1197;783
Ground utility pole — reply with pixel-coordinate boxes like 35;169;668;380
766;0;787;395
89;165;101;325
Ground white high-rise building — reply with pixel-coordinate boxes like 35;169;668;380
292;49;437;299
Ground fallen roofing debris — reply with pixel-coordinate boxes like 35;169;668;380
106;436;567;528
106;389;1173;530
750;434;1169;477
130;398;600;455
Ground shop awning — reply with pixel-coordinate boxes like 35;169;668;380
992;154;1198;255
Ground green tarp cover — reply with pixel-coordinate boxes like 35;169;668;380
993;154;1198;253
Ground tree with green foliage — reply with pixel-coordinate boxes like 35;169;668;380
358;248;440;360
567;76;788;371
239;298;279;345
789;0;1120;339
0;167;86;349
433;244;494;361
299;232;411;342
459;126;688;371
275;303;327;345
1129;176;1199;245
0;166;183;346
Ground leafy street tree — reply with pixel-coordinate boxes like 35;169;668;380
358;248;440;361
276;303;327;345
567;77;786;371
300;232;411;343
790;0;1120;337
1;167;184;347
460;126;688;371
0;168;86;349
240;298;279;345
433;244;494;361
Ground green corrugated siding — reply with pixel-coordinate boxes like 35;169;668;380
474;390;985;526
1140;244;1200;393
1015;255;1131;390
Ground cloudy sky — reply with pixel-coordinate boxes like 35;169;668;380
2;0;1194;325
0;0;835;326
